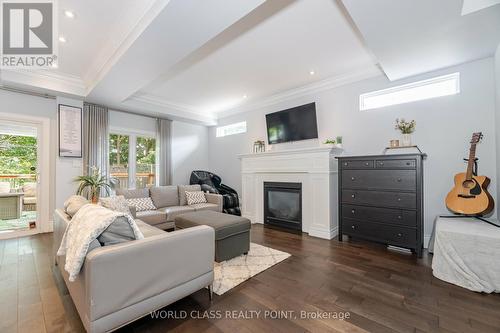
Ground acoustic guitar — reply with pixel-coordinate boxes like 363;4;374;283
445;132;494;215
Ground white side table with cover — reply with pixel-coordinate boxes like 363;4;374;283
429;216;500;293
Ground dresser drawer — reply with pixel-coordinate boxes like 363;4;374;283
342;204;417;227
375;159;416;169
341;160;374;169
342;170;416;191
342;190;416;209
342;218;417;248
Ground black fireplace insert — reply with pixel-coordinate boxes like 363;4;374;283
264;182;302;232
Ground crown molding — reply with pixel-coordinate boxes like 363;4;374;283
126;93;217;125
130;65;384;124
217;65;384;118
83;0;172;94
0;69;86;96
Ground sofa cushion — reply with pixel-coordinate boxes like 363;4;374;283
158;205;195;222
178;184;201;206
190;203;219;212
126;197;156;212
135;219;165;238
22;182;37;197
97;216;136;246
150;186;179;208
136;210;167;226
116;188;149;199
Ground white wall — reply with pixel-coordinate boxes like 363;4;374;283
208;57;498;241
495;45;500;218
171;121;209;185
55;97;84;209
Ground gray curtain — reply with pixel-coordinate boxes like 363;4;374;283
83;103;109;195
156;118;172;185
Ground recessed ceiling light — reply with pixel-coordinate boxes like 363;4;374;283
59;36;66;43
64;10;75;18
309;70;315;75
242;94;247;99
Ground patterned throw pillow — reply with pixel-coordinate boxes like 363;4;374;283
185;191;207;205
99;195;130;214
126;197;157;212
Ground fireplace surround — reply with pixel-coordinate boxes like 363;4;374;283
239;146;342;240
264;182;302;232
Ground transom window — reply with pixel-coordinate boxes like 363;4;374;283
216;121;247;137
360;72;460;111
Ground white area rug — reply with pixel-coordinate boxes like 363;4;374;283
212;242;291;295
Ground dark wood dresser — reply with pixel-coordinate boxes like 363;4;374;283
337;154;425;257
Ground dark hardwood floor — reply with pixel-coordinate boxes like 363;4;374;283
1;224;500;333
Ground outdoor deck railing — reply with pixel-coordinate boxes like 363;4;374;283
110;172;155;189
0;174;36;189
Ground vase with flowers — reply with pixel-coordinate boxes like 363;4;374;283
395;118;416;147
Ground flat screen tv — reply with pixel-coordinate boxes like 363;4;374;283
266;102;318;144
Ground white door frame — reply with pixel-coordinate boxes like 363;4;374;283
0;112;51;239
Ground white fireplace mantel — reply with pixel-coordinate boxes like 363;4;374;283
238;146;343;239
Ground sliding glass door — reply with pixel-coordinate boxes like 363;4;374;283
109;132;156;189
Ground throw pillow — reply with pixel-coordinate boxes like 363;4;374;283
64;195;89;217
99;195;130;214
126;197;156;212
22;182;37;197
185;191;207;205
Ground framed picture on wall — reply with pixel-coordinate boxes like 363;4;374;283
58;104;82;158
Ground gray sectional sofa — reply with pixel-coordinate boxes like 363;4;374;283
54;209;214;333
116;184;223;230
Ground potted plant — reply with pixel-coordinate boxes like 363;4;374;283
323;138;336;147
395;118;416;146
75;167;112;203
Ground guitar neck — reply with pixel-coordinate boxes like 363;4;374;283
465;143;477;180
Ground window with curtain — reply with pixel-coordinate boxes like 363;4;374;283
109;133;156;189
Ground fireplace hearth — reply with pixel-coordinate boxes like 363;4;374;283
264;182;302;232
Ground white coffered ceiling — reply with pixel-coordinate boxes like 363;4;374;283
341;0;500;80
1;0;500;124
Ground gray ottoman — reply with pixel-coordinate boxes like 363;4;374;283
175;211;251;262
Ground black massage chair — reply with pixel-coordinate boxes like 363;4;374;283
189;170;241;216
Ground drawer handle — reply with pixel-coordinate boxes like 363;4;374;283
397;233;402;237
397;198;401;202
396;178;402;182
365;162;369;166
351;194;356;198
379;162;384;166
398;215;402;219
351;209;355;214
406;162;411;166
351;225;356;230
351;177;356;181
344;162;348;166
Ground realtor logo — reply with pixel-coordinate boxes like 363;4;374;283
1;0;58;68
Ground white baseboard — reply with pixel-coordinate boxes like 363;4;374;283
308;226;338;240
424;234;431;249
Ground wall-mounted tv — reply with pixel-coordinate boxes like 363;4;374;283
266;102;318;144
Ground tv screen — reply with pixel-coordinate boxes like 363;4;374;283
266;102;318;144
